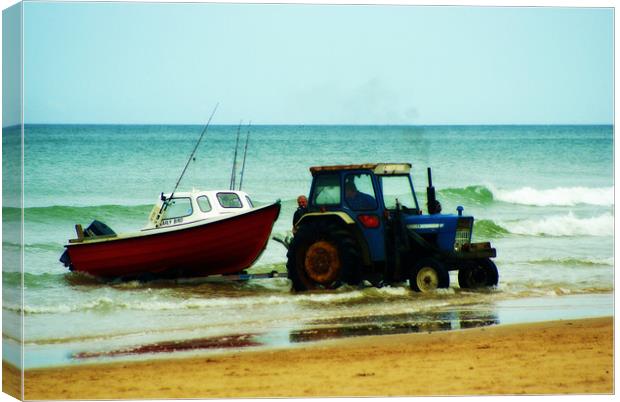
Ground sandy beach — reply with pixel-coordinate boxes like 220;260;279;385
7;316;611;399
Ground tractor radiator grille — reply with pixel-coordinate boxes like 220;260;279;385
454;218;473;251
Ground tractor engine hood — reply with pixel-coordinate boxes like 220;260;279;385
403;213;468;232
403;213;474;253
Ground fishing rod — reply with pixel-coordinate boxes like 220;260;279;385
229;120;242;190
155;103;219;225
238;121;251;191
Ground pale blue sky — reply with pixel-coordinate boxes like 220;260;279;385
15;3;614;125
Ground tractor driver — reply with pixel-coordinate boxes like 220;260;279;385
345;178;377;210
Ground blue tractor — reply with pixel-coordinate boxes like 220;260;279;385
287;163;498;292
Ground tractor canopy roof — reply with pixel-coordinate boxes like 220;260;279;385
309;163;411;176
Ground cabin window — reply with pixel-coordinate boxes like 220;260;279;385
217;192;243;208
313;174;341;206
345;173;378;211
245;196;254;208
197;196;212;213
381;175;418;211
162;197;193;219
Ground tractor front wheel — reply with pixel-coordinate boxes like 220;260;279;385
286;221;362;291
409;258;450;293
458;258;499;289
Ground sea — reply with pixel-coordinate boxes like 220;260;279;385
2;124;614;369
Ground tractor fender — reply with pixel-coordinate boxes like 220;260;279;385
295;212;372;265
296;211;355;226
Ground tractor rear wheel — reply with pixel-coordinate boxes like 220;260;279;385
409;257;450;292
286;221;362;291
458;258;499;289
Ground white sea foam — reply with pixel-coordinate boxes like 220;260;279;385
502;212;613;237
11;286;414;315
525;257;615;267
491;186;614;207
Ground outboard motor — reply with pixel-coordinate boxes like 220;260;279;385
83;220;116;237
60;220;117;268
426;167;442;215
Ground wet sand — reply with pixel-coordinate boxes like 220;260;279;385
15;316;613;399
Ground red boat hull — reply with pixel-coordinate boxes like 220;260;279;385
65;202;281;279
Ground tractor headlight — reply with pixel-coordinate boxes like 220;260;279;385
454;218;473;251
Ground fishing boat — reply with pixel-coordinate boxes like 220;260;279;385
60;189;281;280
60;104;281;281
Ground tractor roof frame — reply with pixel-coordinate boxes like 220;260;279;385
309;163;412;176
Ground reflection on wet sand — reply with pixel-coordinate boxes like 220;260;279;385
73;309;499;361
73;334;260;359
290;310;499;343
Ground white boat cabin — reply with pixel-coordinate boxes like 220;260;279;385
144;189;255;230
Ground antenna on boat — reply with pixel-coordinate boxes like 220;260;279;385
229;120;242;190
238;121;251;191
153;103;219;226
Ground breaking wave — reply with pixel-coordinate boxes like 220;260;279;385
435;185;613;207
492;186;614;207
473;219;510;238
501;212;613;237
439;185;494;205
474;213;613;238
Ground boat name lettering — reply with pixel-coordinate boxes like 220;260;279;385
161;217;184;226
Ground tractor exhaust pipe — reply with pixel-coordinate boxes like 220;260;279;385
426;167;442;215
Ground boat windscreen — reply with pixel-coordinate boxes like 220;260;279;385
217;192;243;208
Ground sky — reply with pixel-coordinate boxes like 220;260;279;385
4;2;615;125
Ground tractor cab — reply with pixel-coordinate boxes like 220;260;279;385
308;163;418;212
